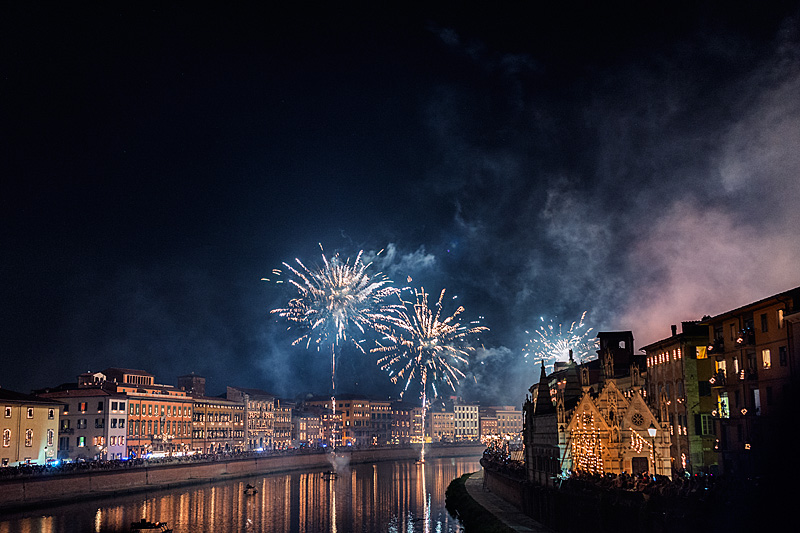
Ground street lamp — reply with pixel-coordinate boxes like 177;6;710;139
647;423;657;475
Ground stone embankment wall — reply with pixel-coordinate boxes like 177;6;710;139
0;444;484;511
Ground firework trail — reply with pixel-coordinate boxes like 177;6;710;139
372;287;488;460
268;245;402;447
523;311;598;372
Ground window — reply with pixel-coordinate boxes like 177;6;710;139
780;346;787;367
760;313;768;333
753;389;761;416
718;392;730;418
95;418;104;428
78;436;85;447
4;407;10;418
79;402;87;412
27;408;34;419
762;349;772;370
110;419;117;428
111;402;118;411
25;429;33;447
135;404;140;415
119;419;125;428
61;419;70;430
2;429;10;447
778;309;785;329
47;429;54;446
77;419;87;429
97;402;103;412
48;409;54;420
700;414;712;435
148;405;152;416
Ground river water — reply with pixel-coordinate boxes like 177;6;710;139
0;457;480;533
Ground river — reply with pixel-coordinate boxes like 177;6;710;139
0;457;480;533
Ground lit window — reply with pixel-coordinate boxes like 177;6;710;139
47;429;54;446
700;414;712;435
25;429;33;447
762;349;771;370
78;436;85;447
27;408;33;419
4;407;10;418
2;429;10;447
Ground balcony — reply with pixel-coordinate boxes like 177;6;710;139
735;328;755;347
708;337;725;355
709;372;726;387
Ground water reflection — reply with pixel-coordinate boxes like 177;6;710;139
0;457;479;533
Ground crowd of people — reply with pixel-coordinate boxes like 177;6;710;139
558;469;718;500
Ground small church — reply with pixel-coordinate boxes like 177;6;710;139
523;331;671;485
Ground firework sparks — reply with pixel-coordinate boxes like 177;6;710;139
523;311;598;372
270;248;402;353
372;287;488;459
269;246;402;446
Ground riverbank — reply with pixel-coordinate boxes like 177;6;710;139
0;443;484;512
447;469;552;533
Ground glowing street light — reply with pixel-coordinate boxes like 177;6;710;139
648;423;657;475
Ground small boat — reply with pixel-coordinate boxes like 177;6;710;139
244;483;258;494
130;518;172;532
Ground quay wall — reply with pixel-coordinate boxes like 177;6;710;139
0;444;484;511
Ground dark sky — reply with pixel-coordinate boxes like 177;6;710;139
3;3;800;406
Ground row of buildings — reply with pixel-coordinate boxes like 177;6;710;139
523;286;800;482
0;368;522;466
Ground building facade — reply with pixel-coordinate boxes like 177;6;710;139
642;322;718;474
454;402;479;441
0;389;61;467
428;409;455;442
37;387;129;461
524;334;671;486
701;287;800;477
227;387;276;450
190;396;245;454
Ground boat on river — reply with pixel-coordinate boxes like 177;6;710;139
130;518;172;532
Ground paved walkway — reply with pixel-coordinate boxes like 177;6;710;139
464;469;553;533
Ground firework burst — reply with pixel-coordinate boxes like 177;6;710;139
523;311;598;372
268;246;402;447
372;287;488;459
270;247;402;353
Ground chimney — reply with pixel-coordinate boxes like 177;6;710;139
671;324;677;336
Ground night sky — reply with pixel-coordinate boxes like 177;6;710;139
3;3;800;406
